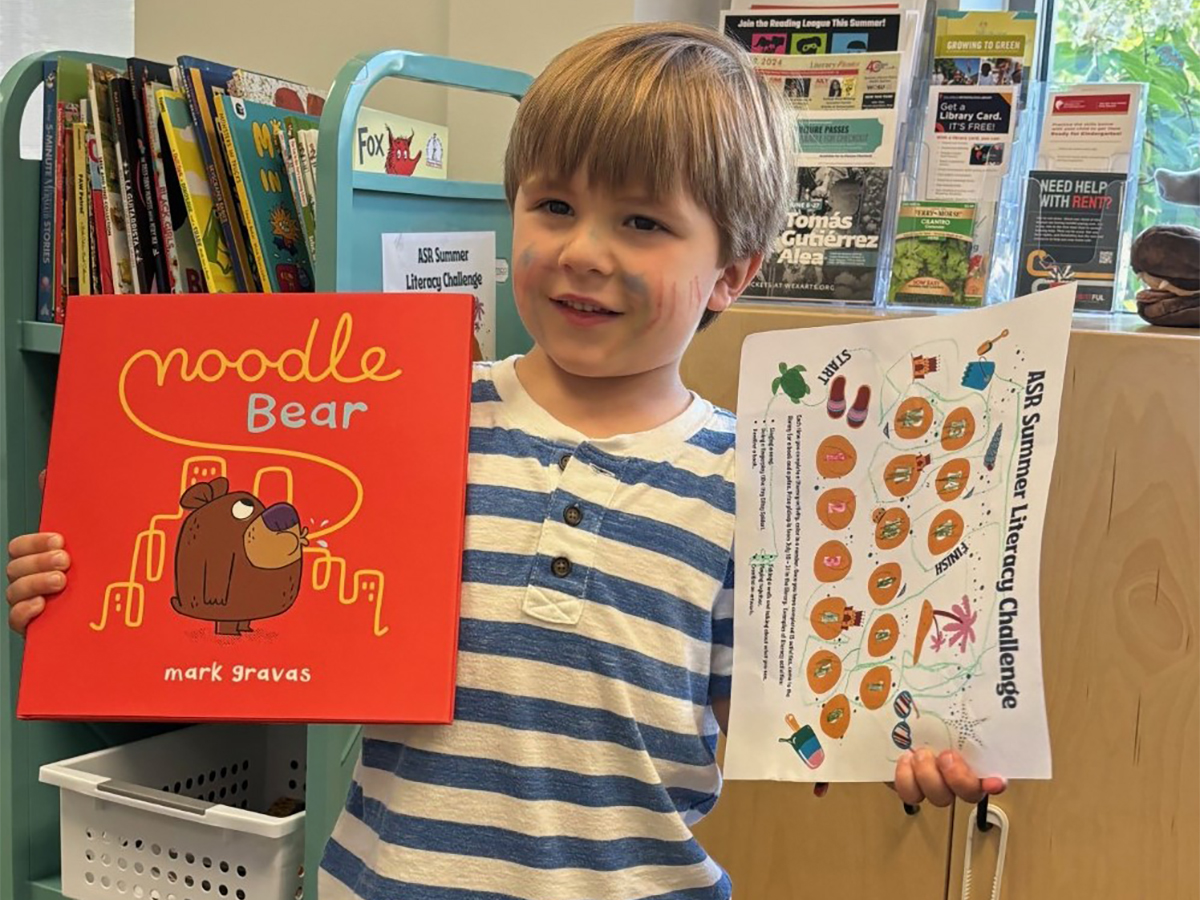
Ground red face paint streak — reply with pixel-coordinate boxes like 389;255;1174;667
647;274;670;329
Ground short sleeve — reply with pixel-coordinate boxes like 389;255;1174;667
709;553;734;701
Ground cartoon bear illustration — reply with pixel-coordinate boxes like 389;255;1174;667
170;477;309;635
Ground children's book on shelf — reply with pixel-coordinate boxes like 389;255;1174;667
33;51;453;317
17;292;476;724
216;96;315;293
157;88;239;293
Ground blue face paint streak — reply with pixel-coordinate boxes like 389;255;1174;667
621;272;650;299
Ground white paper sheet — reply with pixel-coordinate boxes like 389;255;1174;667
725;285;1075;782
381;231;496;359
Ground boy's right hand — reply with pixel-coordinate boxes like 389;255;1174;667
5;469;69;635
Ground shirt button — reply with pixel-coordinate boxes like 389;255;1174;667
558;453;571;471
550;556;572;578
563;504;583;527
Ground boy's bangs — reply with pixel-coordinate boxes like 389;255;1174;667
508;54;721;208
517;74;698;204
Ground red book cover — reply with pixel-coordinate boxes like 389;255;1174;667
17;292;473;723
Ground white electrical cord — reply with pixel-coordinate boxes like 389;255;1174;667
961;802;1009;900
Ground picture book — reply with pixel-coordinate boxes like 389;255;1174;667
177;57;258;292
216;96;314;293
36;61;58;321
17;292;475;724
87;63;135;296
129;58;179;293
725;283;1076;782
157;89;238;293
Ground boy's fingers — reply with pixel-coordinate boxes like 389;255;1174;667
6;549;71;583
38;469;46;492
6;571;66;607
913;749;955;807
893;751;924;805
8;597;45;634
936;751;986;804
7;533;64;562
981;776;1008;796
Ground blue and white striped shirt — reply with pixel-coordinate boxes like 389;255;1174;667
319;355;737;899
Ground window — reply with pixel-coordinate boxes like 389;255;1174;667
1050;0;1200;305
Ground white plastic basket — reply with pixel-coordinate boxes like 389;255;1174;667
39;724;309;900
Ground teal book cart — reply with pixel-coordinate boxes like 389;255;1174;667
0;48;533;900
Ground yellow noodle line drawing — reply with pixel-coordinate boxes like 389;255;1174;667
93;318;398;635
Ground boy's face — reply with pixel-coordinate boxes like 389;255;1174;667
511;169;758;380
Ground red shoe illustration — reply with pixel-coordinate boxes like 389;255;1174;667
827;375;846;419
848;385;870;428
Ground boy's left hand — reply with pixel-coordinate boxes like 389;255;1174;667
813;749;1007;807
892;748;1006;807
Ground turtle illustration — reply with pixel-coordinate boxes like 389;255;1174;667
772;363;810;402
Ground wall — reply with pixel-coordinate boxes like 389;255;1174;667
136;0;733;183
135;0;451;141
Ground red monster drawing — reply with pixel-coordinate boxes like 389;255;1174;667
385;127;423;176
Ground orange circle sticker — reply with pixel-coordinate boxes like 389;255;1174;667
816;435;857;478
811;596;849;640
817;487;857;530
883;454;927;498
868;562;902;606
894;397;933;439
941;407;976;451
935;459;971;501
873;507;910;550
814;540;853;583
820;693;852;739
929;509;965;555
859;665;893;710
867;613;899;657
807;650;842;694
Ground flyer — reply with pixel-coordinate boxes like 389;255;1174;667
725;284;1075;782
752;51;902;112
1015;171;1127;312
1035;84;1145;174
722;10;904;55
931;11;1037;94
381;231;496;360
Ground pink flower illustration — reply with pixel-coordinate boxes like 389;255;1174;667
927;595;978;654
943;595;977;652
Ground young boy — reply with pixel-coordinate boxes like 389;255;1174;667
7;23;1003;899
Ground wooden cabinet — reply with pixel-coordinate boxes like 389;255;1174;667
682;305;1200;900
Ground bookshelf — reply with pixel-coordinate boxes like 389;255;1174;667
0;47;533;900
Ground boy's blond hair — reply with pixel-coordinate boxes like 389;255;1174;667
503;22;794;329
